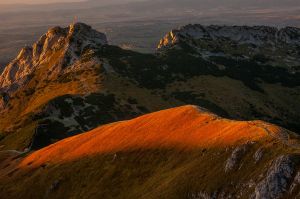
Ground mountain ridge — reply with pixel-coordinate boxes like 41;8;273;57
0;22;299;152
158;24;300;75
158;24;300;50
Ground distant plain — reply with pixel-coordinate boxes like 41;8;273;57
0;0;299;70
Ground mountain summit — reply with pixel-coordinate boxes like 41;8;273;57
0;23;107;92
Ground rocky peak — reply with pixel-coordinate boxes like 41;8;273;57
157;24;300;50
0;22;107;92
68;23;107;44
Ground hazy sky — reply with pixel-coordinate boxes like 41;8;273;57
0;0;85;4
1;0;299;7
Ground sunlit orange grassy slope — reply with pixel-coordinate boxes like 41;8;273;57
21;105;283;167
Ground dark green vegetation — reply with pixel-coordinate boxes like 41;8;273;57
209;56;300;91
99;44;300;92
97;45;300;130
171;91;229;117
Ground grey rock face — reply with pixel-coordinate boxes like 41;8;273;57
189;191;218;199
289;171;300;193
158;24;300;50
255;155;297;199
254;148;264;163
225;144;249;172
0;23;108;92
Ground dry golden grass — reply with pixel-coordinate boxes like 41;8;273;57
20;105;285;167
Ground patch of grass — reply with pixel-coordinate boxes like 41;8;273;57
0;122;37;150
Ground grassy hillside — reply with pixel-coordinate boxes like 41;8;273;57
0;106;300;198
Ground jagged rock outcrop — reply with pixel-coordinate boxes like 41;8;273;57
0;23;107;92
158;24;300;49
157;24;300;74
290;171;300;194
254;148;264;163
255;155;298;199
225;143;251;172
